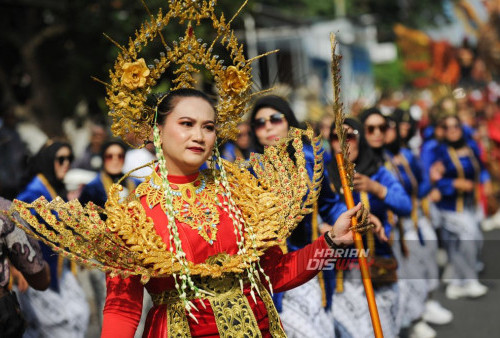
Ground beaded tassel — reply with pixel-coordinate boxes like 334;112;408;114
152;124;203;316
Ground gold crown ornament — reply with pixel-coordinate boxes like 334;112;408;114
99;0;273;147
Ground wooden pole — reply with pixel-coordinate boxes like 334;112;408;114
336;153;384;338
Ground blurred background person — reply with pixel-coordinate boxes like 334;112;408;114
72;124;108;173
384;113;452;338
434;115;491;300
329;117;410;338
79;140;140;207
220;122;253;161
16;140;89;338
78;139;142;336
250;95;347;337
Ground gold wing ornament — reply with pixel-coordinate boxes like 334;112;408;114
9;127;324;284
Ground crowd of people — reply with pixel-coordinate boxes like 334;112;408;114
1;1;500;335
217;83;499;338
1;78;499;337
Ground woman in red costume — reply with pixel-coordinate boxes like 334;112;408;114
8;2;375;337
100;88;368;337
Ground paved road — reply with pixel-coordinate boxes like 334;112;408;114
433;229;500;337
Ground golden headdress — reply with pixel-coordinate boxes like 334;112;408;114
102;0;271;146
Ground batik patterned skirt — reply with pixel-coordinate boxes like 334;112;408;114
279;276;334;338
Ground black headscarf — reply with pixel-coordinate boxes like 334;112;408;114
443;115;467;149
359;107;387;163
328;117;381;195
27;141;72;198
100;139;128;182
392;108;416;147
249;95;301;154
385;115;401;155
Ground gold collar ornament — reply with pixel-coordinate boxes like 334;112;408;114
98;0;274;147
136;171;220;245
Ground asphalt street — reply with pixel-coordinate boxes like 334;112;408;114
433;228;500;337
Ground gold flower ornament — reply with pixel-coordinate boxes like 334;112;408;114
222;66;250;95
121;58;150;90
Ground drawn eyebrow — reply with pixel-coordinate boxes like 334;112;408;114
178;116;215;124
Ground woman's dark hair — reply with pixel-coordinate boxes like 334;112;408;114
153;88;215;126
23;140;73;197
359;107;385;125
249;95;301;154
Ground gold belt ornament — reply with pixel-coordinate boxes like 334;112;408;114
150;275;286;337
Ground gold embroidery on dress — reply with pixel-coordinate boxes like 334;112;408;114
136;171;219;244
209;278;261;337
258;284;287;337
167;300;192;337
151;275;285;338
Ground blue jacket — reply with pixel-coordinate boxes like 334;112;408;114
352;166;412;257
435;139;490;211
17;176;65;292
386;148;432;199
79;172;141;208
274;142;347;311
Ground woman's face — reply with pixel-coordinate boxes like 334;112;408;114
253;107;289;146
103;144;125;176
384;120;397;145
442;116;463;143
236;123;251;150
158;96;216;176
330;125;359;162
54;146;73;181
399;121;411;141
364;114;387;149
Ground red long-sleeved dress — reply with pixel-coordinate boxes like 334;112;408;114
101;173;334;337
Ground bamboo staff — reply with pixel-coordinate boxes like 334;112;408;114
330;33;384;338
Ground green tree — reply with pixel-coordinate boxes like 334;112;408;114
0;0;244;136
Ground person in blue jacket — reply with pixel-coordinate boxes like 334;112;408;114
329;117;410;338
250;95;347;337
385;112;453;337
434;114;491;300
16;140;89;338
79;140;141;208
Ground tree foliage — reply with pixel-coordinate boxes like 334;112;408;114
0;0;451;136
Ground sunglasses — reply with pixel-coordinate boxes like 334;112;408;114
442;123;460;131
104;153;125;161
55;155;74;165
331;131;359;142
365;124;388;134
253;113;285;130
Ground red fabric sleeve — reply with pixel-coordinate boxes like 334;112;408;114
101;274;144;338
260;235;334;293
